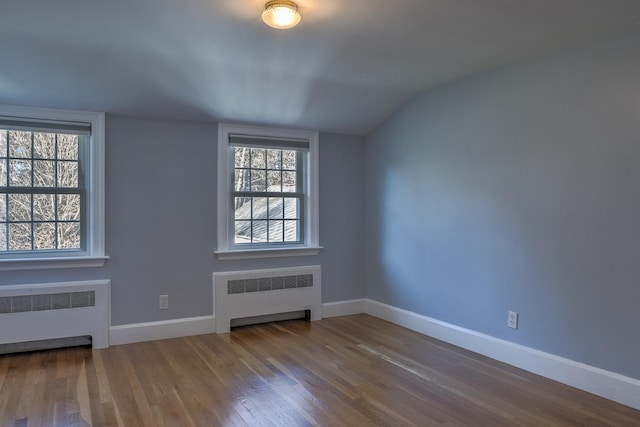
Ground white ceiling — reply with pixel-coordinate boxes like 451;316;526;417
1;0;640;135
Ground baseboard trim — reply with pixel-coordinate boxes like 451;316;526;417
364;299;640;411
109;315;216;346
322;299;366;318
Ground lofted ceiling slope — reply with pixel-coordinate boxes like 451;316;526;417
1;0;640;135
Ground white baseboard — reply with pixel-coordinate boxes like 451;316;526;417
109;315;215;346
322;299;366;318
364;299;640;411
108;298;365;346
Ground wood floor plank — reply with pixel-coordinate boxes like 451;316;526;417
1;314;639;426
0;355;27;427
84;353;107;427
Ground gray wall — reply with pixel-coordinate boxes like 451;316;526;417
365;26;640;380
1;117;366;326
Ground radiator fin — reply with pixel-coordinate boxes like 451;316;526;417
228;274;313;295
0;291;95;314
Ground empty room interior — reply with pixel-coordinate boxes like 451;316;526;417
2;0;640;425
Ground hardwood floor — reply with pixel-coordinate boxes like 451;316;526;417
0;314;639;426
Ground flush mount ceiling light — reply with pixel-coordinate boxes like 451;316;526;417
262;0;301;29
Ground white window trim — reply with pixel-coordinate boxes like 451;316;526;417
0;104;108;271
215;123;321;260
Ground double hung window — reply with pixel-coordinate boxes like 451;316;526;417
0;105;106;270
217;124;320;259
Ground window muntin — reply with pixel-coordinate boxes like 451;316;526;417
0;127;85;252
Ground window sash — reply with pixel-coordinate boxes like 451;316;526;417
230;144;307;247
231;193;304;245
0;126;86;254
230;149;305;192
0;189;84;252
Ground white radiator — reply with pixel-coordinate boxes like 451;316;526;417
213;266;321;333
0;280;111;349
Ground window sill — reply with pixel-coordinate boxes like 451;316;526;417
215;246;322;260
0;256;110;272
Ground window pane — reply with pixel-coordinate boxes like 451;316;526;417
0;194;5;221
57;194;80;221
267;149;281;169
34;222;56;250
282;171;296;192
8;194;31;221
34;160;55;187
8;131;31;159
267;171;281;192
0;159;6;186
284;198;299;219
268;197;283;219
268;220;283;242
234;147;251;168
234;220;251;243
234;170;251;192
34;133;55;159
252;220;268;243
251;170;265;192
57;161;78;188
284;220;298;242
9;159;32;186
57;222;80;249
57;134;78;160
282;150;296;170
9;222;31;250
33;194;55;221
0;130;6;157
250;148;266;169
253;197;268;219
234;197;251;219
0;223;6;250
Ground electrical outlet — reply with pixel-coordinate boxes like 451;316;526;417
159;295;169;310
508;311;518;329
